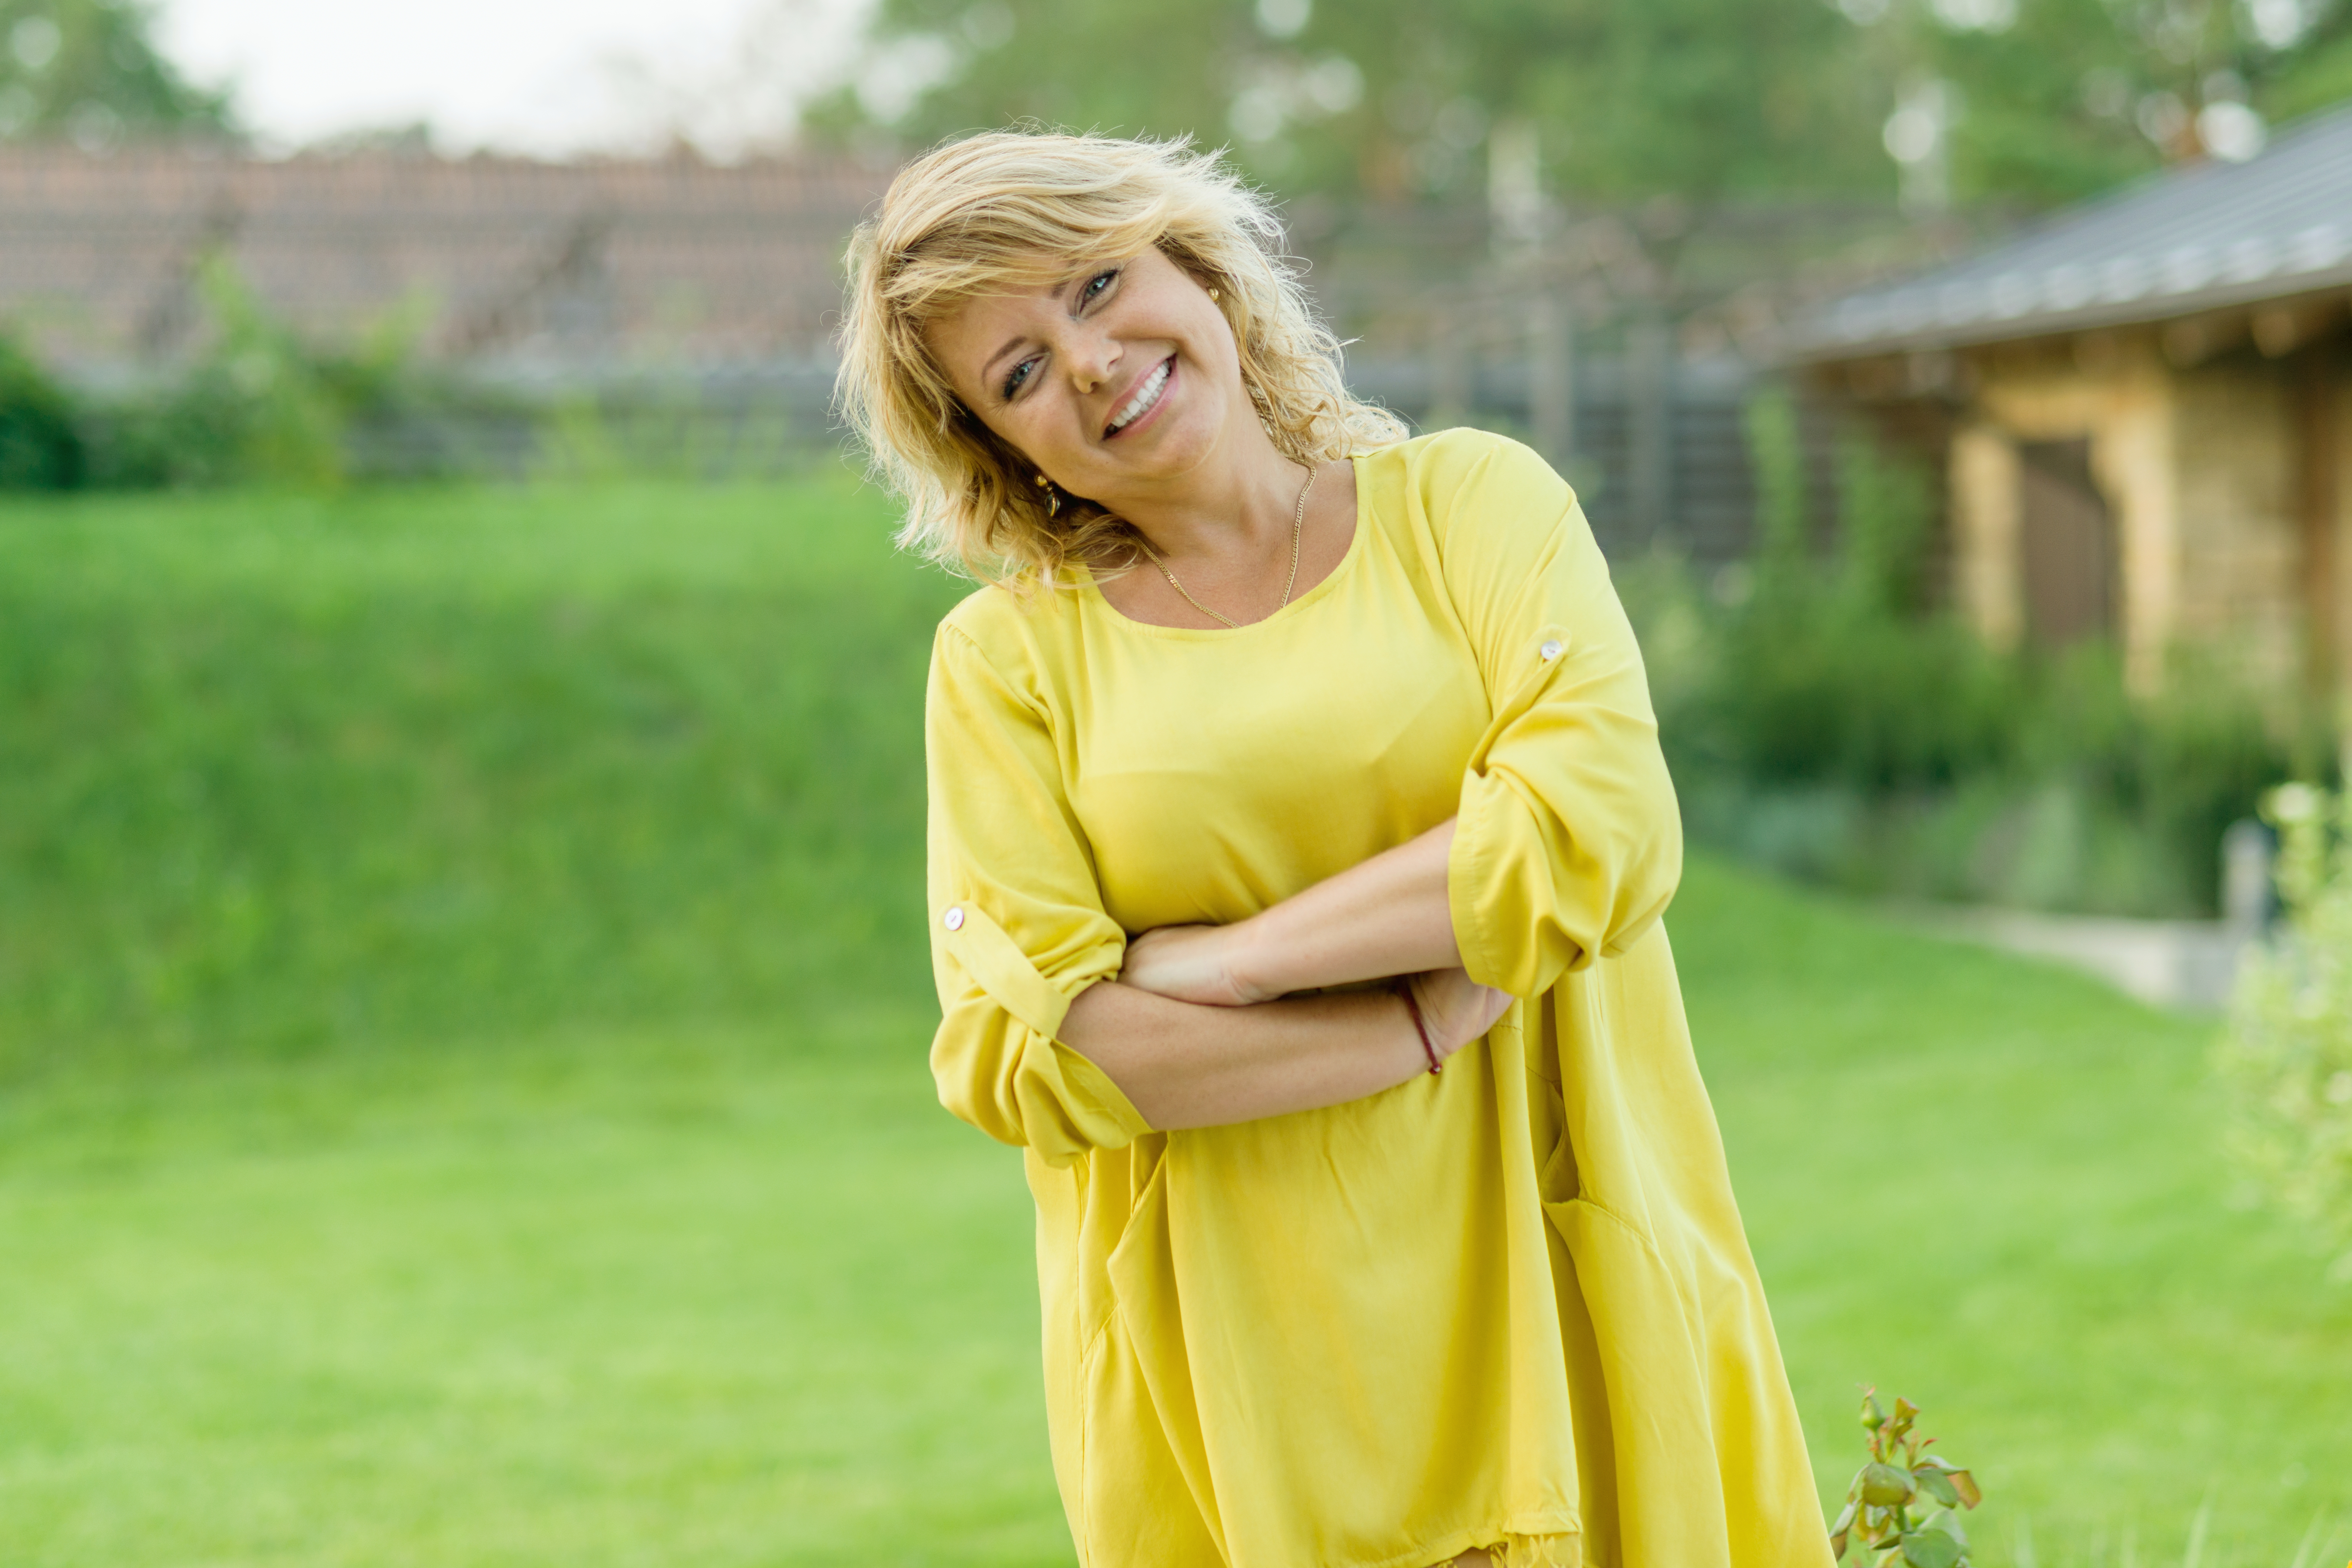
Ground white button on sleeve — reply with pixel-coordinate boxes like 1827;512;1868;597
1539;639;1564;662
943;905;965;931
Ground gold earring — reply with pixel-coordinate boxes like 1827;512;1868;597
1208;286;1221;301
1035;472;1060;517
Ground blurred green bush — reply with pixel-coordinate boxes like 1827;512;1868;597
2;259;532;492
0;330;85;490
1624;391;2326;918
78;258;353;488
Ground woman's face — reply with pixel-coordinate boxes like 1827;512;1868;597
927;245;1245;506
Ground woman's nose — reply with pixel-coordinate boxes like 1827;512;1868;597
1064;329;1118;394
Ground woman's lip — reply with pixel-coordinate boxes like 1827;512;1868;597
1105;356;1177;440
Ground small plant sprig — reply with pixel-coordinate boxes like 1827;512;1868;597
2217;783;2352;1279
1829;1386;1983;1568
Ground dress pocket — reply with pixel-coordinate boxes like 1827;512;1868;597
1086;1148;1228;1566
1538;1120;1583;1207
1075;1299;1224;1567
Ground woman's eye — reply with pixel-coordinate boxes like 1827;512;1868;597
1002;358;1037;400
1081;268;1119;305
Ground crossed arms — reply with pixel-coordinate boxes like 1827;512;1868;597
1059;820;1513;1131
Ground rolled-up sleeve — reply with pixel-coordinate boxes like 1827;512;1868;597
1428;434;1683;999
924;620;1150;1166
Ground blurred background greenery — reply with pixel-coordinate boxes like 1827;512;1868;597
816;0;2350;205
5;0;2352;1563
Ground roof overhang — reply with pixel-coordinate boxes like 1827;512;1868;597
1791;263;2352;363
1787;104;2352;369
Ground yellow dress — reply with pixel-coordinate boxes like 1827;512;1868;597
922;428;1831;1568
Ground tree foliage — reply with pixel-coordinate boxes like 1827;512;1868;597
1895;0;2352;202
0;0;232;147
810;0;2352;207
808;0;1889;201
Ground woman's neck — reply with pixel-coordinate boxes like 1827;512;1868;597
1088;443;1358;630
1106;424;1310;569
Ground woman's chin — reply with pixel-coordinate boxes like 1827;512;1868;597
1107;404;1228;481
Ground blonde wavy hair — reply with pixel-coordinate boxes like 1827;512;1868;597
835;129;1408;586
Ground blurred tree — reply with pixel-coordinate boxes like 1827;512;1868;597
803;0;1891;203
1872;0;2347;206
2267;3;2352;120
806;0;2352;209
0;0;233;148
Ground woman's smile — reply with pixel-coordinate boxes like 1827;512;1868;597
1105;355;1176;439
923;246;1240;498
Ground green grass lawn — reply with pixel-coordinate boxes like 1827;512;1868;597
1681;869;2352;1568
0;475;957;1071
1;478;2346;1565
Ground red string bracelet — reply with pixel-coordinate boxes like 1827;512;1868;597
1397;981;1442;1075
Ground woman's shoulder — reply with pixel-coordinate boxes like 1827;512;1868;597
1356;427;1576;546
1358;425;1553;479
933;576;1084;693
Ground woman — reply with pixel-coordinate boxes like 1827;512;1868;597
837;131;1831;1568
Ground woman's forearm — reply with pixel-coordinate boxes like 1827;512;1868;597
1059;979;1431;1130
1226;818;1461;998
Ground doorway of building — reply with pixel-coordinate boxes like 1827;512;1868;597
2018;437;2116;647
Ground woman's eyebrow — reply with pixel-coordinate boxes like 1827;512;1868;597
983;334;1032;379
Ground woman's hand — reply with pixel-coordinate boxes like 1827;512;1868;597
1406;967;1514;1060
1120;924;1271;1007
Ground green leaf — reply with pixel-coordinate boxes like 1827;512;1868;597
1860;1463;1916;1507
1948;1470;1982;1509
1831;1500;1858;1535
1913;1468;1960;1507
1920;1508;1969;1550
1863;1393;1888;1430
1901;1529;1961;1568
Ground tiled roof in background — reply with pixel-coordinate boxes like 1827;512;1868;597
0;147;894;371
1790;103;2352;359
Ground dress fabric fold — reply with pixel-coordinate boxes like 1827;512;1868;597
922;428;1833;1568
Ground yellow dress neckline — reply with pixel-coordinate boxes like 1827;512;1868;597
1076;452;1374;639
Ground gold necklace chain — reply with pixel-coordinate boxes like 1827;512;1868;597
1145;463;1316;630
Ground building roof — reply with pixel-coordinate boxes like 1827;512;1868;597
0;146;893;373
1791;103;2352;359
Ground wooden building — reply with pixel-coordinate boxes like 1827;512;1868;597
1791;106;2352;693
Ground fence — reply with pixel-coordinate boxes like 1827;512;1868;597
1349;344;1762;566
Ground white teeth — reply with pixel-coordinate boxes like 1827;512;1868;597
1109;360;1170;432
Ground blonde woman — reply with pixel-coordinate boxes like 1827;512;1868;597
838;130;1830;1568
